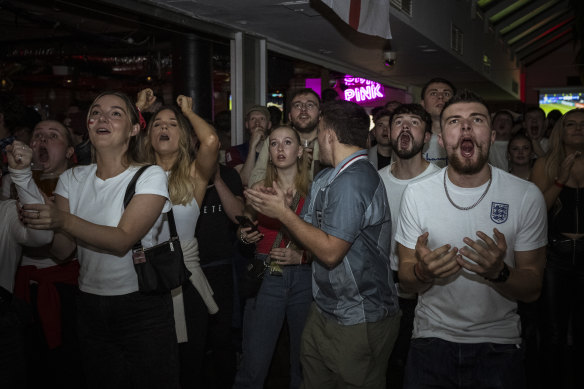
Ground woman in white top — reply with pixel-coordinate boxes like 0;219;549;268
138;88;219;388
21;91;179;389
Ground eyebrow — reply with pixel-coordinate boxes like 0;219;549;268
90;104;127;113
444;112;489;122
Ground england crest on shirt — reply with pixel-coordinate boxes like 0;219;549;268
491;202;509;224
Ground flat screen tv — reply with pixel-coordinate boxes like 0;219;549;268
539;87;584;115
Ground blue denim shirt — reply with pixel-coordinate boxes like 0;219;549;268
302;150;399;325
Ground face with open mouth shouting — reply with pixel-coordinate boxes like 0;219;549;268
149;108;182;156
390;113;429;160
439;102;495;175
87;94;137;150
268;126;303;169
30;120;74;175
289;93;320;134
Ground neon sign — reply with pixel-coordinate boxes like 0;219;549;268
343;76;384;103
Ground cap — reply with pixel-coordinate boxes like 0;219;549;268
246;105;270;121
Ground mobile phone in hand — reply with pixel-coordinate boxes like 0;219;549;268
236;215;258;232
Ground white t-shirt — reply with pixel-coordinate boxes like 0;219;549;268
422;134;448;168
488;140;509;172
54;164;170;296
379;162;441;272
394;166;547;344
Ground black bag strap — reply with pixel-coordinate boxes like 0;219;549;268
123;165;178;251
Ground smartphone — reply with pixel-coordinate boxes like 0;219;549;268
236;215;258;232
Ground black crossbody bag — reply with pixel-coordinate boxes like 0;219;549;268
124;165;191;294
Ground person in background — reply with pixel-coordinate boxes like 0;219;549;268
377;104;440;389
321;87;340;103
545;109;562;138
196;158;245;389
385;100;403;113
19;90;179;389
488;110;515;171
420;77;456;168
507;132;533;180
3;120;83;389
268;105;283;129
531;108;584;389
249;88;321;186
1;141;54;389
368;109;393;169
523;106;549;158
213;109;232;165
234;125;312;389
138;88;220;389
226;105;272;187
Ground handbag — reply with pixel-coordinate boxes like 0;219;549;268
124;165;192;294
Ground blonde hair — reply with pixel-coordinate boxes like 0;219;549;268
263;125;310;197
140;106;196;206
544;108;584;179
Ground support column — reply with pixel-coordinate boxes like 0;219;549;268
173;34;213;119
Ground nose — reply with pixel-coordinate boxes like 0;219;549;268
98;112;109;122
461;118;472;132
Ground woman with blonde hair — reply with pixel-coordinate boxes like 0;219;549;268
531;108;584;388
234;125;312;389
20;90;178;389
138;88;220;388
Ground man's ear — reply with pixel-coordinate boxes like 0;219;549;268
65;146;74;159
424;131;432;145
437;133;444;148
490;130;496;145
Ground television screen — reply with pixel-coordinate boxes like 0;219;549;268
539;88;584;115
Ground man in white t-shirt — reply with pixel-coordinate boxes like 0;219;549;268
395;90;547;388
420;78;456;168
378;103;440;388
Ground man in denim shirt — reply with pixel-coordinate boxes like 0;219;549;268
245;100;400;388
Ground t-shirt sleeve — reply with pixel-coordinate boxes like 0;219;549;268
318;174;368;243
54;168;72;200
394;185;422;250
135;165;171;213
515;184;548;251
249;139;269;187
225;146;244;168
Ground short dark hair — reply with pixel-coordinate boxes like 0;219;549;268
421;78;456;101
492;110;514;124
373;109;392;123
523;106;545;120
390;104;432;133
439;89;490;126
320;100;370;148
287;88;321;112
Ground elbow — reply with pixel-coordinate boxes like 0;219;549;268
318;254;344;269
200;133;220;153
521;287;542;304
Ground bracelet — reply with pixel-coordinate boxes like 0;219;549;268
413;263;433;284
554;179;564;189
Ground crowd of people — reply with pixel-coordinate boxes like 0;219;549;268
0;77;582;389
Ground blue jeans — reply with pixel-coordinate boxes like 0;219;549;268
76;291;180;389
234;264;312;389
404;337;525;389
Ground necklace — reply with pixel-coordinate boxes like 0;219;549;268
443;166;492;211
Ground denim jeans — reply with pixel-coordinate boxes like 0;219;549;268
404;337;525;389
234;264;312;389
76;291;180;389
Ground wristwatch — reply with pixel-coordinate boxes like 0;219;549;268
485;263;510;283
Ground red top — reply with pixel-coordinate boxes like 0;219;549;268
256;196;305;254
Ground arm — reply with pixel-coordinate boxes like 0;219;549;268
239;134;265;188
23;193;167;258
214;166;244;224
244;182;351;268
397;233;460;294
176;95;220;205
248;139;269;187
136;88;157;112
531;153;579;211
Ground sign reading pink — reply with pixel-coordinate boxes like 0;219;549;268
343;76;384;103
